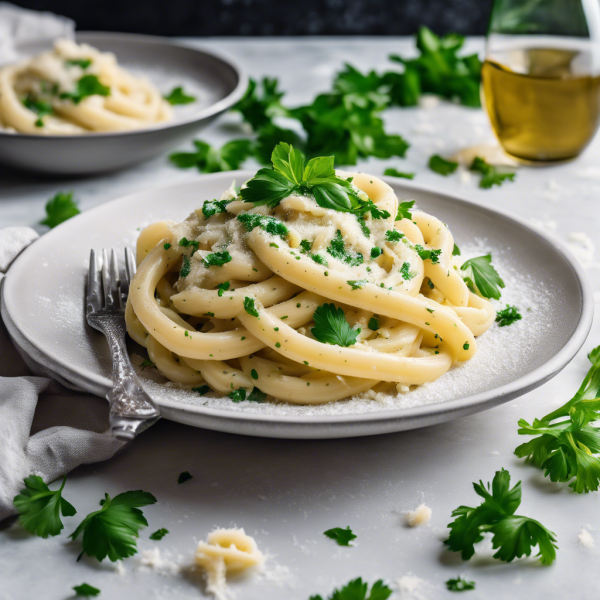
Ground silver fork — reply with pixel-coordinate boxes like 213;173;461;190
86;248;161;441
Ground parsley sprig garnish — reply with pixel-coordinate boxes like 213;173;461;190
170;139;254;173
446;577;475;592
60;74;110;104
41;191;80;228
395;200;414;221
327;230;364;266
471;157;515;189
70;490;157;562
73;583;100;597
311;303;360;347
202;198;231;218
202;251;232;268
324;526;357;546
310;578;392;600
429;154;458;176
13;475;76;538
460;255;504;300
444;468;557;565
496;305;522;327
515;346;600;493
164;86;196;105
384;168;415;179
241;143;389;219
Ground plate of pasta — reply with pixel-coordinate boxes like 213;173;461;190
1;145;593;438
0;32;246;174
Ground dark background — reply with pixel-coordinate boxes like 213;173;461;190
13;0;492;36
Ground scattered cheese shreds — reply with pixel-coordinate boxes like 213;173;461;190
138;548;180;576
195;527;264;600
578;528;595;549
397;573;429;600
405;503;432;527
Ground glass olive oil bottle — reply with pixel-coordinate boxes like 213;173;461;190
484;0;600;162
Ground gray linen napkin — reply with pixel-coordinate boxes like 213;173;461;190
0;228;125;522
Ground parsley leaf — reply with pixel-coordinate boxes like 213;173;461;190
22;94;53;127
311;303;360;347
496;305;522;327
446;577;475;592
400;262;415;280
444;468;557;565
233;77;286;131
396;200;415;221
140;359;155;370
178;471;192;484
471;157;516;189
60;74;110;104
384;168;415;179
70;490;157;562
429;154;458;176
13;475;76;538
164;86;196;105
228;388;246;402
347;279;367;290
385;229;404;242
65;58;92;69
170;139;254;173
244;297;259;317
515;345;600;493
237;213;289;237
202;199;231;218
310;578;392;600
180;255;191;277
217;281;231;297
371;247;383;259
368;317;379;330
453;243;461;256
324;526;357;546
72;583;100;597
247;387;267;403
327;230;364;266
460;255;504;300
415;244;441;264
192;385;210;395
149;528;169;540
239;167;299;208
202;251;232;268
41;191;80;228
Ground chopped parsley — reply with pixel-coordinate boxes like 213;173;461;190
460;254;504;300
248;387;267;402
22;94;53;127
463;342;470;350
243;297;259;317
202;251;232;268
396;200;415;221
202;198;231;218
217;281;231;297
60;74;110;104
310;578;392;600
446;577;475;592
164;86;196;105
70;490;157;561
163;242;172;250
368;317;379;330
384;168;415;179
72;583;100;597
237;213;289;237
495;305;522;327
429;154;458;176
385;229;404;242
415;244;442;264
13;475;76;538
179;237;199;254
299;239;312;253
180;255;191;277
170;139;254;173
356;216;371;237
149;528;169;541
471;156;516;189
65;58;92;69
515;345;600;493
347;279;367;290
453;243;461;256
311;253;328;266
229;387;266;403
311;303;360;347
178;471;192;484
140;359;155;370
250;369;259;380
40;191;80;228
323;526;357;546
327;230;364;266
191;385;210;395
370;247;383;259
445;468;557;565
400;261;415;280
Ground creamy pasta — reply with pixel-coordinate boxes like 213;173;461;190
127;159;495;405
0;39;172;134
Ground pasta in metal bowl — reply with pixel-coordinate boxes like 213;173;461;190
0;39;172;134
126;144;495;405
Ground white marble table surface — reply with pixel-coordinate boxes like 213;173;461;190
1;37;600;600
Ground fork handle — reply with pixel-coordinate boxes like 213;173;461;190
98;317;161;441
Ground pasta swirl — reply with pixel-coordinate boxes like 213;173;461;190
127;170;494;405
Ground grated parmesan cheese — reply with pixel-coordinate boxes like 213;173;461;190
405;503;432;527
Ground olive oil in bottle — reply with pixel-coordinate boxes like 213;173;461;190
482;47;600;162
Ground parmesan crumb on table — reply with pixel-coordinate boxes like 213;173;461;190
405;503;432;527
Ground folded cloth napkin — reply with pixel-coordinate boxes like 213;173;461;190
0;228;125;522
0;2;74;65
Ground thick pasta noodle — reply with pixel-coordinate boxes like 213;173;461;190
127;172;495;405
0;39;172;134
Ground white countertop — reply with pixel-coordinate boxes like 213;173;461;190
1;37;600;600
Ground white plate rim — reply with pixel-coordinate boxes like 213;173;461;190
2;172;594;433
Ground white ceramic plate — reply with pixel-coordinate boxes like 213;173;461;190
1;173;593;438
